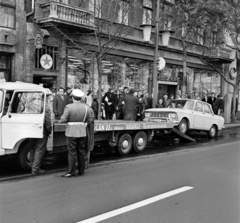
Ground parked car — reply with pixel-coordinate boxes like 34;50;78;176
144;99;224;138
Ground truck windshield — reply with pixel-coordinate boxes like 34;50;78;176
0;90;3;112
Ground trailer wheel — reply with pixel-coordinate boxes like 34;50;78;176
117;134;132;156
133;131;147;153
17;140;31;171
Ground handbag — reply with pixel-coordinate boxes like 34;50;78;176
65;105;88;137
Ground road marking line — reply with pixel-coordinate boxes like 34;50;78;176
77;186;193;223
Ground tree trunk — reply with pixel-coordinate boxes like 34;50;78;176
96;57;103;120
182;40;188;99
232;88;237;123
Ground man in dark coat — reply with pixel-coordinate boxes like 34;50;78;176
207;92;218;114
30;89;52;175
59;89;94;177
123;88;139;121
53;87;67;119
145;92;152;109
102;87;116;120
65;87;73;105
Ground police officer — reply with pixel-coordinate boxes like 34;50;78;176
59;89;94;177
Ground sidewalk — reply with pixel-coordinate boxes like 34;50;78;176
224;120;240;129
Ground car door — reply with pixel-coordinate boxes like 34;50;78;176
1;90;45;149
193;101;205;129
203;103;214;130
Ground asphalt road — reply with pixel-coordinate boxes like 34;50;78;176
0;135;239;223
0;127;240;181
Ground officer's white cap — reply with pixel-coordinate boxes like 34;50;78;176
72;89;84;98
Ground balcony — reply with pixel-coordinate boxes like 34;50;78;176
207;47;233;64
36;1;95;31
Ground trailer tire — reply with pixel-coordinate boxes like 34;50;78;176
17;140;31;171
117;134;132;156
133;131;147;153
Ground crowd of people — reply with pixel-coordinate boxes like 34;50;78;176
49;86;232;122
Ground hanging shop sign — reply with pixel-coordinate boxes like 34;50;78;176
40;54;53;70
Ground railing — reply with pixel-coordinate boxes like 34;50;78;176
40;1;94;27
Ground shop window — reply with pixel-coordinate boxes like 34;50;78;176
117;0;129;25
35;46;57;70
0;0;15;29
143;0;153;24
197;27;204;45
89;0;102;18
0;55;11;82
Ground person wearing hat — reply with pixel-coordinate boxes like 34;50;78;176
102;87;116;120
59;89;94;177
123;88;139;121
30;89;52;175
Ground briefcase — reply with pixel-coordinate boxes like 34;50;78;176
65;122;87;137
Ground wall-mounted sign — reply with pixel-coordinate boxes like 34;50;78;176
157;57;166;71
0;31;17;45
40;54;53;69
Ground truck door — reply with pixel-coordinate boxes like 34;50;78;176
1;90;45;149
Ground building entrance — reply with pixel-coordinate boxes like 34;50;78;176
158;83;177;99
33;75;57;90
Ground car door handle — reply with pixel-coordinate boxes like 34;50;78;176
33;124;42;128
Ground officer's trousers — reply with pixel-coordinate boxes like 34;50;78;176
67;137;85;175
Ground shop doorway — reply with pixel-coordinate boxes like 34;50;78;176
33;76;57;90
158;83;177;99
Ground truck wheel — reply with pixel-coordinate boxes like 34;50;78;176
133;131;147;153
208;125;217;138
117;134;132;156
177;119;188;134
17;140;32;171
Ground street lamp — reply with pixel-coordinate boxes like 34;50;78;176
140;0;174;108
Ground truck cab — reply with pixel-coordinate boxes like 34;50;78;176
0;82;46;168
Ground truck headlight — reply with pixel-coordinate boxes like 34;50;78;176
168;113;178;121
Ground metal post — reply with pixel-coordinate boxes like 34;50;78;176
65;46;68;88
152;0;160;108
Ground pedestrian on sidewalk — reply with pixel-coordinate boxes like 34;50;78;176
30;89;52;175
59;89;94;178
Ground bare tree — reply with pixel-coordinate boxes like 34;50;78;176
50;0;139;119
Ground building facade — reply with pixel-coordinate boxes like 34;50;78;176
4;0;237;121
0;0;26;82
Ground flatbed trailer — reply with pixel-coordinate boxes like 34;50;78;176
52;120;174;156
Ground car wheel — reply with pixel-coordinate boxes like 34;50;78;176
117;134;133;156
177;119;188;134
133;131;147;153
208;125;217;138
